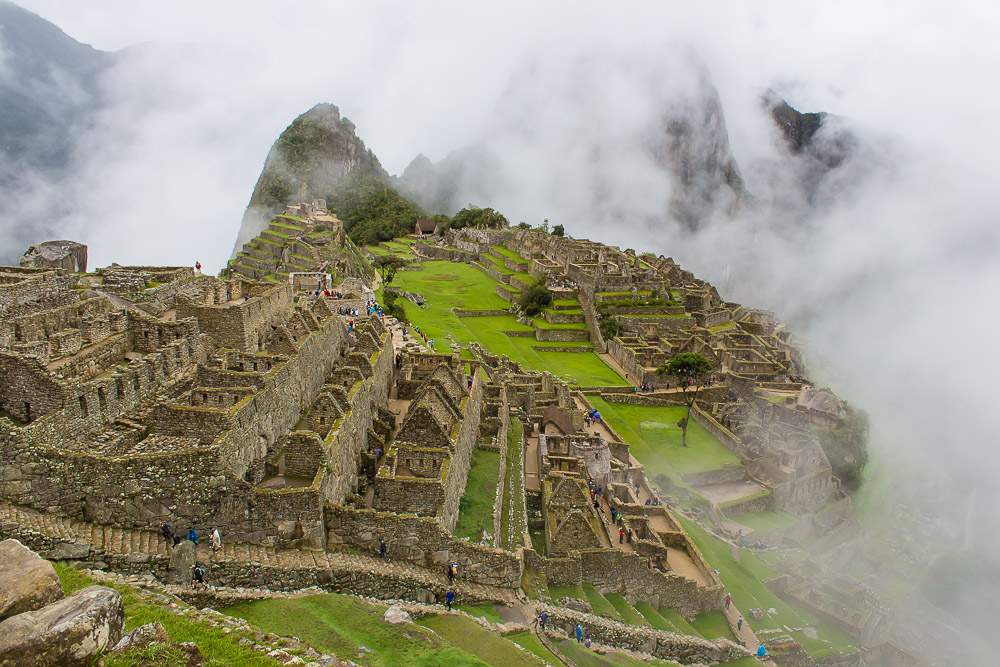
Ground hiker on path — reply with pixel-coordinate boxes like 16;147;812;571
757;644;767;658
575;624;584;643
725;592;732;609
585;637;591;649
172;533;182;547
447;563;457;583
187;527;198;545
737;615;744;632
539;611;547;631
619;528;625;544
445;589;454;610
192;565;206;590
210;528;222;554
379;538;388;560
161;523;172;542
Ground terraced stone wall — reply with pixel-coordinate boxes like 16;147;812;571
327;506;522;588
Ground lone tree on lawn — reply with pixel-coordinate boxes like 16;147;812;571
656;352;713;447
372;254;408;285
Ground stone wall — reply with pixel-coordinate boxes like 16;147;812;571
177;282;292;353
578;548;723;617
538;604;749;665
679;466;746;487
327;506;522;588
532;324;590;342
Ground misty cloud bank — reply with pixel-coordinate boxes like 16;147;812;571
5;0;1000;658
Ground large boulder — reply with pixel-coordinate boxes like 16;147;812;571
0;585;124;666
0;539;64;621
165;540;196;585
19;240;87;272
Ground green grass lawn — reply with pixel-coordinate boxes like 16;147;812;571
556;639;683;667
455;604;504;624
417;614;545;666
532;317;588;330
54;564;279;667
386;261;622;385
585;397;740;478
690;610;735;640
548;584;587;603
582;584;621;620
226;593;496;666
480;253;516;274
733;509;800;534
657;607;700;636
490;245;524;261
454;449;502;541
677;516;858;658
507;631;559;663
604;594;650;627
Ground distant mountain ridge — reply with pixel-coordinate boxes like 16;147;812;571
0;0;113;261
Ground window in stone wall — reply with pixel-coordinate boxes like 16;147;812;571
79;395;88;417
97;388;107;414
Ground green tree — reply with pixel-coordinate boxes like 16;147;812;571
656;352;713;446
518;277;553;317
372;254;408;285
552;224;565;237
517;221;531;230
448;205;509;230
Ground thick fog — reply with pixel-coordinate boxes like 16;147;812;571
7;0;1000;657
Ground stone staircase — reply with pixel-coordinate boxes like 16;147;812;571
0;503;519;606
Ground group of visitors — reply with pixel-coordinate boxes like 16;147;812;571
636;383;656;392
336;307;359;316
311;290;350;299
160;524;221;590
583;409;602;427
412;325;434;349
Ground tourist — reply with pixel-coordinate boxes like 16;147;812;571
187;527;198;545
447;563;457;583
445;589;454;610
172;533;182;547
575;624;584;643
379;538;387;560
539;611;548;630
627;530;633;543
192;564;206;590
585;637;591;649
757;644;767;658
737;616;744;632
195;261;201;274
724;592;731;609
619;528;625;544
161;523;172;543
210;527;222;554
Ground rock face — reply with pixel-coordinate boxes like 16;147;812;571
166;540;197;585
395;46;749;230
232;103;388;256
19;240;88;272
0;585;125;667
0;539;64;621
106;621;169;655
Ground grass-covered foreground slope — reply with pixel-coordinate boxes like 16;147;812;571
226;593;543;667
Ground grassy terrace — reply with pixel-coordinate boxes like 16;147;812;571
480;253;516;274
228;593;544;666
384;260;623;385
490;245;524;261
532;317;588;330
678;516;858;659
453;449;501;541
55;564;279;666
585;397;740;479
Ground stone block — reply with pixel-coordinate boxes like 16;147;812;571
0;585;124;667
0;539;64;621
165;540;196;585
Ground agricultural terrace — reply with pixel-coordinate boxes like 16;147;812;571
381;259;624;385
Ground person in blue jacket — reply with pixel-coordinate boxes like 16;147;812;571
575;624;583;642
757;643;767;658
188;527;198;544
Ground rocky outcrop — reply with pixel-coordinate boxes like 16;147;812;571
19;240;88;273
0;539;64;621
106;621;169;655
0;585;124;667
232;103;388;256
166;539;197;585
